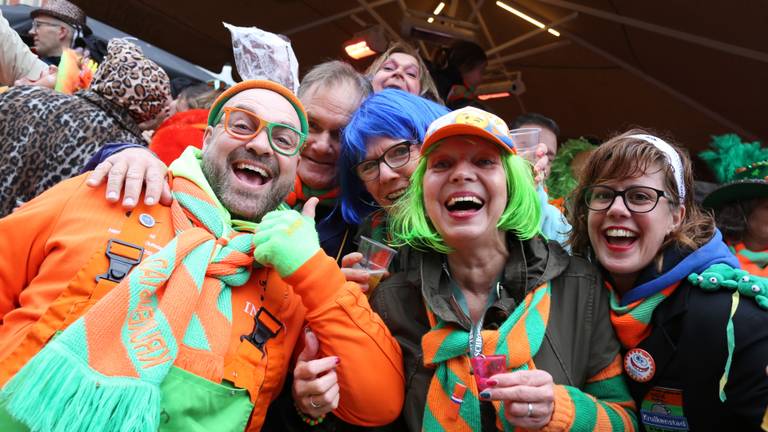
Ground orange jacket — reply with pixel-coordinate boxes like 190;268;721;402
0;174;404;430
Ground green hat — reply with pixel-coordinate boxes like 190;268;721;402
701;134;768;209
702;161;768;209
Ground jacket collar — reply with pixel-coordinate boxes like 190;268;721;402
76;90;143;139
414;234;570;329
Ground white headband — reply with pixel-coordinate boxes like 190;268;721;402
627;134;686;201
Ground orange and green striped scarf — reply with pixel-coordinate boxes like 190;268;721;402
607;281;680;349
421;282;551;431
1;147;260;432
730;242;768;277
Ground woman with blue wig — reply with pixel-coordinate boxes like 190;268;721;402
339;88;449;226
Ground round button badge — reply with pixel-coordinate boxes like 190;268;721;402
139;213;156;228
624;348;655;382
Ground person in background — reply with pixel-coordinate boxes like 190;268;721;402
0;79;404;432
28;0;86;64
149;84;225;165
701;134;768;277
509;112;571;246
568;130;768;430
512;112;560;179
0;38;170;217
430;40;488;109
545;137;596;210
0;9;47;87
366;41;443;103
371;106;637;430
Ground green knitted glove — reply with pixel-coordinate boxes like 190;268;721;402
253;209;320;277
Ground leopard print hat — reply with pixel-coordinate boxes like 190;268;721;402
91;39;172;124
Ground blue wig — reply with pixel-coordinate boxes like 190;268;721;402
339;89;449;224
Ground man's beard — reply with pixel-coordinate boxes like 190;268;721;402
202;149;294;222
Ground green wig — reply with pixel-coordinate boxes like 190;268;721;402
389;147;542;254
545;138;596;200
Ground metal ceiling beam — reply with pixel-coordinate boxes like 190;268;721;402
395;0;431;60
488;40;571;65
467;0;485;22
557;28;757;139
283;0;395;36
406;9;478;29
486;12;577;56
530;0;768;64
467;0;515;80
357;0;403;42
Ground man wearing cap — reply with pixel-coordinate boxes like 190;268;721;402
86;60;371;262
28;0;86;64
0;80;403;431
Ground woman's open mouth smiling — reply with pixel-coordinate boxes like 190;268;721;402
445;194;485;218
603;227;638;251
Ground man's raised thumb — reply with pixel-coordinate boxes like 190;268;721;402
301;197;319;219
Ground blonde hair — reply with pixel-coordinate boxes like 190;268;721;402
567;128;715;263
365;42;443;104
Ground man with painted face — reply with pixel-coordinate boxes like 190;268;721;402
84;61;371;262
0;80;403;431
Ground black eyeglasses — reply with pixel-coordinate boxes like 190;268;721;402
584;185;668;213
354;141;416;181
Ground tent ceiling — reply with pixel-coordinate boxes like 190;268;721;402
72;0;768;174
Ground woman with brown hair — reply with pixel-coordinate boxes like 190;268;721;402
568;129;768;431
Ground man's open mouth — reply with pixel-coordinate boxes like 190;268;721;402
233;161;272;186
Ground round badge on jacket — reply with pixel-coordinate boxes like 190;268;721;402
624;348;655;382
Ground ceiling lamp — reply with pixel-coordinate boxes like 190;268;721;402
496;1;560;37
343;26;388;60
476;76;526;100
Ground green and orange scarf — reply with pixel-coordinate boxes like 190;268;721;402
284;175;339;208
729;242;768;277
420;282;551;431
1;147;260;431
607;281;680;349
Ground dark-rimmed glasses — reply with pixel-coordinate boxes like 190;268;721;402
354;141;416;181
216;107;306;156
584;185;668;213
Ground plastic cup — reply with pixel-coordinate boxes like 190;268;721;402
509;127;540;163
354;236;397;293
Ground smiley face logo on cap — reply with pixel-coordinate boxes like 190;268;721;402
455;111;489;128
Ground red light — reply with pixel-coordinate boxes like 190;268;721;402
477;92;511;101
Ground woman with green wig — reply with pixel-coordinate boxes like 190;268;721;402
366;106;637;430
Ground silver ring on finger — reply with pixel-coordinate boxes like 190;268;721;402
526;402;534;417
309;395;322;409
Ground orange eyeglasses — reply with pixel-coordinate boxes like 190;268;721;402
215;107;306;156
